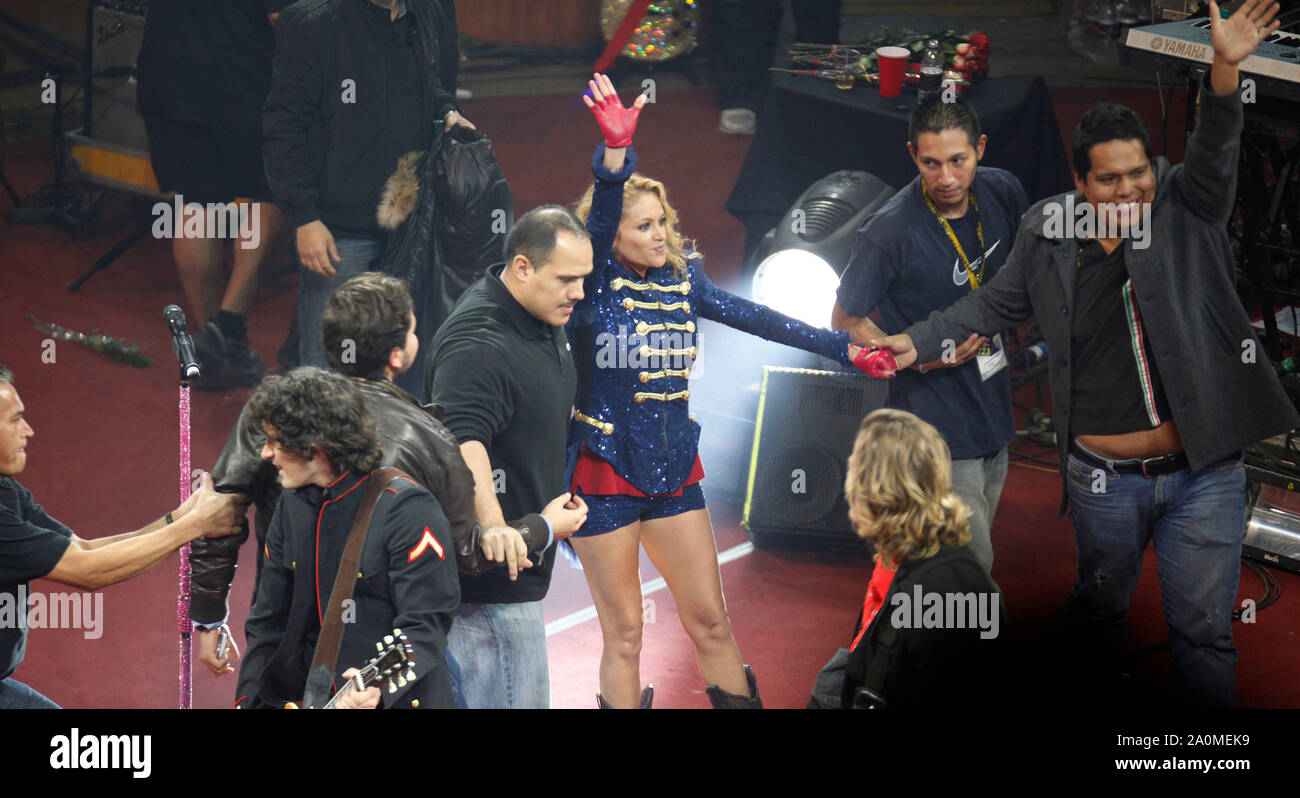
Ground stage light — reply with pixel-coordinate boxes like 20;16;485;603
749;170;895;326
751;248;840;328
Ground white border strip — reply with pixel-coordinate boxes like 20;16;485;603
545;541;755;637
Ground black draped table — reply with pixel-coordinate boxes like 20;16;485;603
726;73;1073;269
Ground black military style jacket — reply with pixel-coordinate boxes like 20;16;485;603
234;470;458;709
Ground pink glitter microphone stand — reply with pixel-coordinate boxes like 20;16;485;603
164;305;200;709
177;383;194;709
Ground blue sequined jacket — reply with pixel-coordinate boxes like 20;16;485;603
566;145;853;495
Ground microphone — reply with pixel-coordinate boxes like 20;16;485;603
163;305;201;382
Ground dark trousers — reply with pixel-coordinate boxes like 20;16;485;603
709;0;841;111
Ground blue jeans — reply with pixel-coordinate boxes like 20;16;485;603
444;601;549;709
0;677;59;708
296;235;384;368
1064;446;1246;708
949;446;1008;575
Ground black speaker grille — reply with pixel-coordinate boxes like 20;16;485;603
798;380;876;417
755;446;846;527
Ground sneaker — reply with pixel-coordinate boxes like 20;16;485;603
718;108;757;136
193;321;262;391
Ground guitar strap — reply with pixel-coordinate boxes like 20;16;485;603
302;467;403;708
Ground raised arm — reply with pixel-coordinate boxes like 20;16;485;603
1208;0;1278;95
582;73;647;258
1177;0;1279;224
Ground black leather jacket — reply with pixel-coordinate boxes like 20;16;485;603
189;377;548;626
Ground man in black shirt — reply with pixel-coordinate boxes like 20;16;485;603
427;206;591;708
0;366;243;708
264;0;472;371
870;1;1293;707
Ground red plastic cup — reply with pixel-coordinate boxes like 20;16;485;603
875;46;909;98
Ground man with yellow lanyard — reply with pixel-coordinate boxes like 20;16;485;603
832;95;1028;575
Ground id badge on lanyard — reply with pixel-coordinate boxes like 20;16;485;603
977;334;1007;381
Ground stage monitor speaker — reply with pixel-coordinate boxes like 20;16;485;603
741;366;888;554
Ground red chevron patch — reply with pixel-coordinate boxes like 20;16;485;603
408;526;445;562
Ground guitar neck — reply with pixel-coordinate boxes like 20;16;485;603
321;667;377;709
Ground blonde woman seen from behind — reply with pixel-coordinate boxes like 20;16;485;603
840;409;1004;709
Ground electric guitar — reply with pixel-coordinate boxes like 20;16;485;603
284;629;416;709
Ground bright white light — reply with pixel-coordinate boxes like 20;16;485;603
751;249;840;329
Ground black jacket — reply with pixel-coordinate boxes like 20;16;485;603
263;0;459;230
235;470;458;708
905;77;1299;513
844;544;1004;709
190;377;549;626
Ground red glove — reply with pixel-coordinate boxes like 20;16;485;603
852;344;898;378
586;83;643;148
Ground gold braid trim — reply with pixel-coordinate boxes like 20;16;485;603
635;320;695;335
610;278;691;294
637;368;691;383
573;411;614;436
621;298;691;313
633;390;691;404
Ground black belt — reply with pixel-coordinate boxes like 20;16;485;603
1070;443;1189;478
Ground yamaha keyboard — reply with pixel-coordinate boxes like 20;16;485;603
1125;15;1300;99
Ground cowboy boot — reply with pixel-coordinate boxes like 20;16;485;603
596;685;654;709
706;665;762;709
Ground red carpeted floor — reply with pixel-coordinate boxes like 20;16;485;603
2;83;1296;709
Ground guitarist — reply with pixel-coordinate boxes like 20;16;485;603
233;368;459;708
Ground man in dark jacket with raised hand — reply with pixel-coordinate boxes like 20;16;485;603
264;0;474;372
870;0;1292;707
191;273;551;678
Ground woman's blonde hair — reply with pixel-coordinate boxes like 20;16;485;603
844;408;972;564
574;173;699;278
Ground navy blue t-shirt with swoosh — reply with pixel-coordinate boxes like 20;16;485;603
837;168;1028;459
